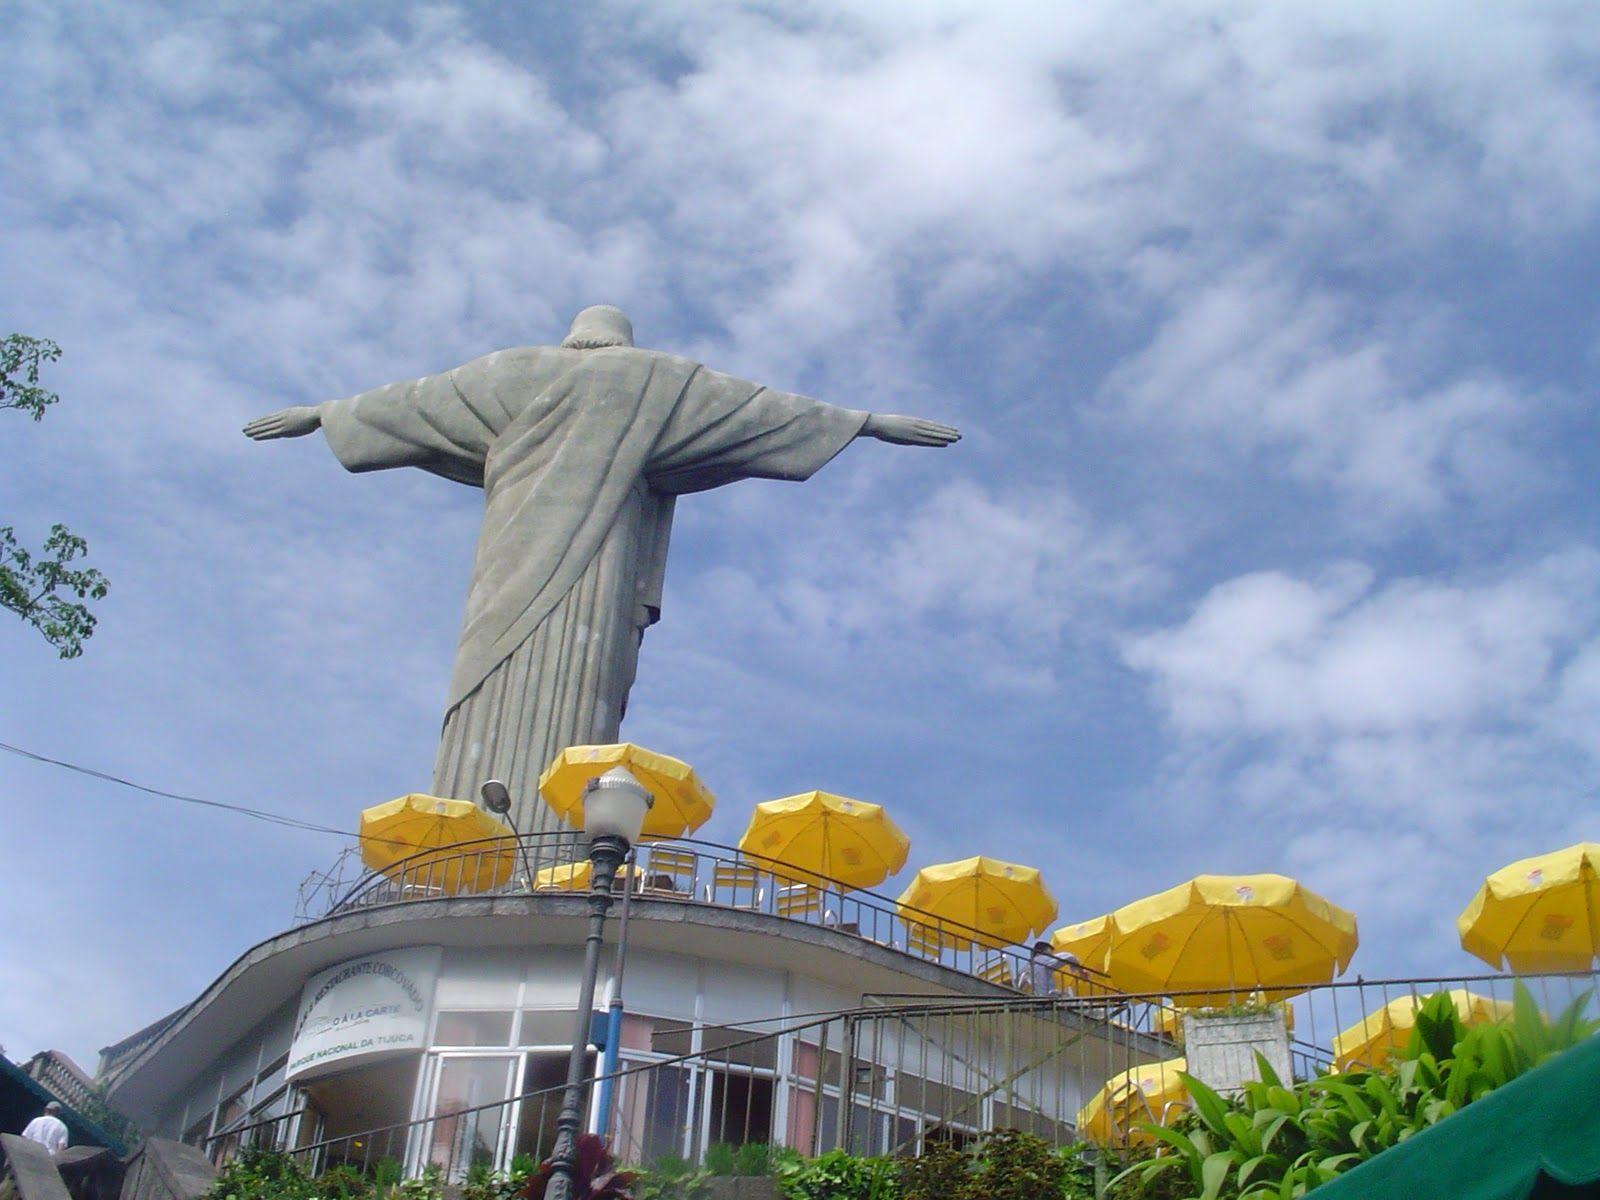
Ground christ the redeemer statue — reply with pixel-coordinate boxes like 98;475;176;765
245;305;959;832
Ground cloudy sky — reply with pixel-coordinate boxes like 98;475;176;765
3;1;1598;1068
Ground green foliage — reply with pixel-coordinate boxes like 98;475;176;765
1110;984;1598;1200
691;1142;779;1178
634;1152;710;1200
896;1142;965;1200
0;522;108;657
204;1150;441;1200
0;334;61;419
462;1154;533;1200
77;1081;141;1151
1;334;107;657
897;1131;1095;1200
775;1148;898;1200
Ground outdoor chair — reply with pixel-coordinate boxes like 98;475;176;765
977;954;1017;989
642;847;698;895
907;923;965;960
776;883;824;921
708;862;765;909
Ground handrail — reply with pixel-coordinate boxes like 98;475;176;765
306;830;1122;998
199;968;1600;1174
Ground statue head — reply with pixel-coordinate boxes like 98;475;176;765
561;305;634;350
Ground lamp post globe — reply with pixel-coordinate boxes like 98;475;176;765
544;766;652;1200
480;779;513;815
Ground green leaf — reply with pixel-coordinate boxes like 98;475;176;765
1349;1119;1371;1152
1255;1050;1285;1089
1182;1071;1236;1139
1512;981;1550;1062
1202;1151;1240;1200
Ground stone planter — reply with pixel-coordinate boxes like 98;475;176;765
1181;1010;1292;1094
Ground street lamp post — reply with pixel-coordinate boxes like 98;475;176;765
544;767;652;1200
480;778;538;889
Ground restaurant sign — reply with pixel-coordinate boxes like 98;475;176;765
287;946;442;1081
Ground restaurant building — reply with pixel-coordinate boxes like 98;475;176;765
98;834;1166;1176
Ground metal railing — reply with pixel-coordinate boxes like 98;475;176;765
204;990;1171;1177
202;967;1600;1175
299;831;1123;1001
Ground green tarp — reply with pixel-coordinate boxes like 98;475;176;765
1313;1033;1600;1200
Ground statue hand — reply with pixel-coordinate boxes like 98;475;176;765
243;405;323;440
863;413;961;447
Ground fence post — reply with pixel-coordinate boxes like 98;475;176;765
836;1015;855;1153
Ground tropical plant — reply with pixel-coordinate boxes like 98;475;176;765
896;1141;965;1200
1111;983;1597;1199
206;1148;320;1200
205;1151;443;1200
463;1155;535;1200
519;1135;637;1200
634;1156;709;1200
775;1148;898;1200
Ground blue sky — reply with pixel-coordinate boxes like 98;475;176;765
3;2;1599;1067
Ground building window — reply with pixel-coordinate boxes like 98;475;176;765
516;1010;581;1048
434;1011;515;1047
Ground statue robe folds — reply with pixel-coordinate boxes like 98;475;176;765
319;346;868;832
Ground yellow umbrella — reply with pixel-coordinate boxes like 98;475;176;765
1106;874;1358;1005
737;791;909;890
1077;1057;1189;1145
896;856;1058;950
533;860;644;891
1458;843;1600;972
1052;915;1113;966
359;793;515;894
1332;989;1515;1071
540;744;715;841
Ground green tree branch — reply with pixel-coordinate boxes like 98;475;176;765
2;334;109;657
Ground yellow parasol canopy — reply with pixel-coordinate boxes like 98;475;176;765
358;794;515;894
1332;989;1515;1071
896;856;1058;950
1458;843;1600;973
737;791;909;890
1106;874;1358;1005
539;744;714;841
1052;914;1113;966
533;860;644;891
1077;1057;1189;1145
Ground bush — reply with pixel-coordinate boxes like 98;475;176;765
1112;983;1598;1200
775;1148;898;1200
204;1149;444;1200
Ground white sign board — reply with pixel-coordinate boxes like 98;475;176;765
287;946;442;1081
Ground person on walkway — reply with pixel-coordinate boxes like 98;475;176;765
1028;941;1067;995
21;1101;69;1154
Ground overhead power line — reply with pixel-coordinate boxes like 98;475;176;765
0;739;352;838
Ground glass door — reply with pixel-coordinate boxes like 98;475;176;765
416;1053;522;1181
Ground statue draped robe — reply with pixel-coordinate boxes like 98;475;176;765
319;345;868;833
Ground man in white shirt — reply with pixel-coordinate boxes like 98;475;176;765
20;1101;69;1154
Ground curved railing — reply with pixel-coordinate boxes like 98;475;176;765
306;830;1122;999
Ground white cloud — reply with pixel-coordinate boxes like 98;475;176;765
1101;268;1543;520
1124;550;1600;973
3;0;1600;1061
1127;550;1600;738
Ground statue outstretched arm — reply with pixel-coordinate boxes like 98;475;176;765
859;413;961;447
243;404;323;441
